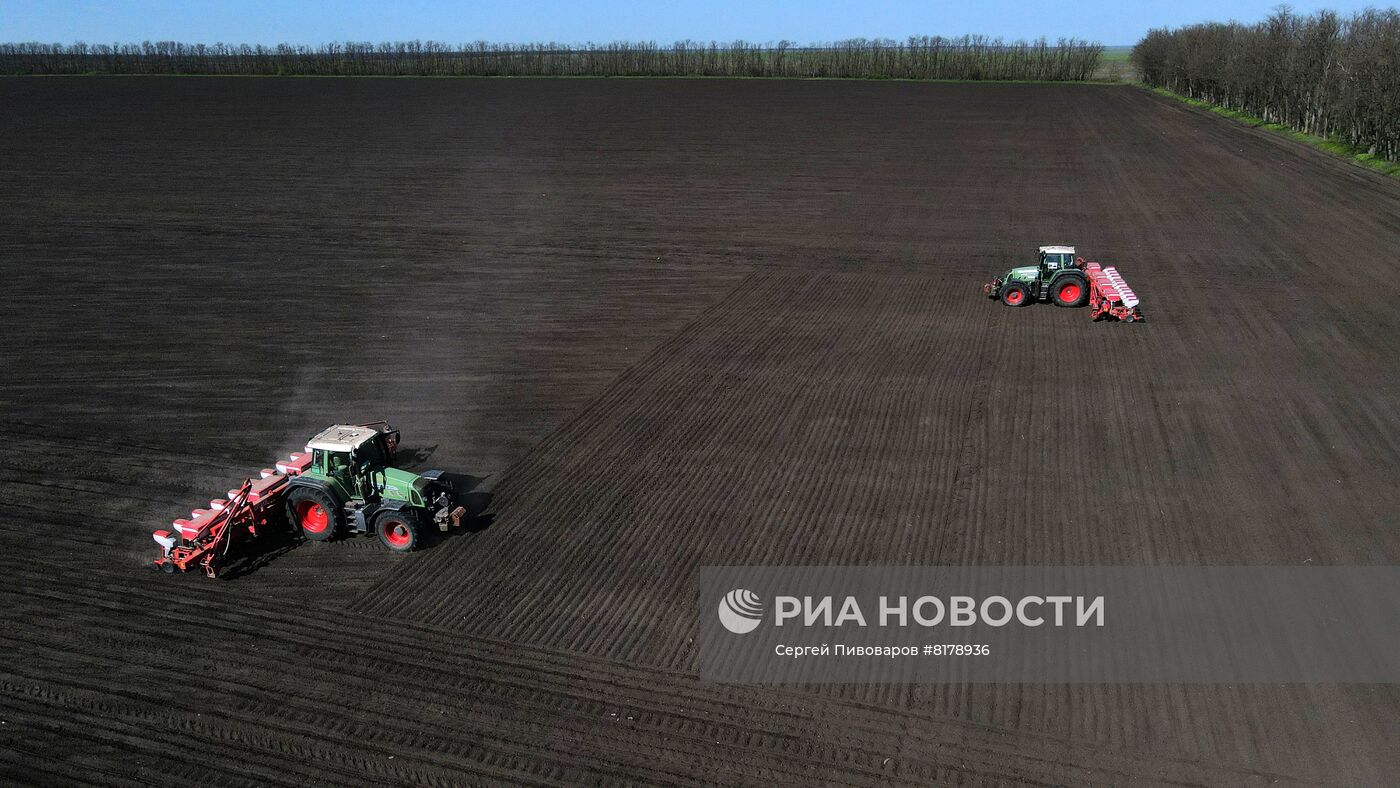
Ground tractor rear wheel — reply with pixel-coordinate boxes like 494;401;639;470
1052;277;1088;307
376;509;423;553
1001;282;1031;307
286;487;342;542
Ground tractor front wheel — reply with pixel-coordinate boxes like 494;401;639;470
1001;282;1031;307
375;509;423;553
286;487;343;542
1052;277;1088;307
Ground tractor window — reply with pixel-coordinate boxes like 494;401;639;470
357;439;386;466
328;453;348;474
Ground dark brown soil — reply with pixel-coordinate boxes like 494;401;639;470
2;77;1398;785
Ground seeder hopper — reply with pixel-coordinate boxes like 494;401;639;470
1082;261;1143;322
151;467;299;578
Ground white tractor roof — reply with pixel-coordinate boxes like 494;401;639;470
1039;245;1076;255
306;424;379;452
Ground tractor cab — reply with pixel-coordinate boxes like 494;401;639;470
305;423;399;499
306;423;397;464
1038;245;1077;277
309;424;374;467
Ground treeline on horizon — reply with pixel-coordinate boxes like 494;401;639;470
1133;7;1400;163
0;37;1104;81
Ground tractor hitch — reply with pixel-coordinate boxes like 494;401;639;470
438;504;468;532
419;470;470;532
431;489;468;532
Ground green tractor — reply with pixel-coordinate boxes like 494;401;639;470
285;423;465;552
982;245;1089;308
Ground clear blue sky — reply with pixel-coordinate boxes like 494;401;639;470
0;1;1387;47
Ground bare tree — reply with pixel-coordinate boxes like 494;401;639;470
1133;8;1400;162
0;37;1104;82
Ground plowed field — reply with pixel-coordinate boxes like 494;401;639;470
2;77;1398;785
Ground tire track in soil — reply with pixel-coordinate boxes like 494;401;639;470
5;80;1400;784
0;572;1304;787
339;267;1376;782
350;270;1074;655
347;260;1396;781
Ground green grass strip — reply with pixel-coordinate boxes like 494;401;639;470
1;72;1124;84
1136;83;1400;180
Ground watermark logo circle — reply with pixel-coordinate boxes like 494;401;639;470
718;589;764;634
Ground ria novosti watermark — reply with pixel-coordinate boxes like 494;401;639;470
698;566;1400;683
721;589;1103;633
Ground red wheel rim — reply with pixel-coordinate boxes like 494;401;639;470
1059;283;1082;303
1005;290;1024;305
296;500;329;534
383;520;411;548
